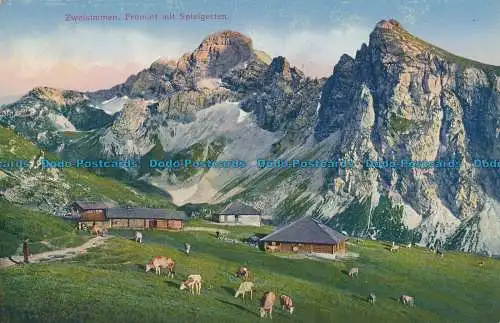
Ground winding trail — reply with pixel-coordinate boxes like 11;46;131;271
0;236;109;269
183;226;229;234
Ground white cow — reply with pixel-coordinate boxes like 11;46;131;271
234;282;254;300
348;267;359;278
134;231;143;243
180;274;202;295
368;293;376;305
400;295;415;307
390;242;400;252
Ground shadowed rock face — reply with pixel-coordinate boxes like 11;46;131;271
313;19;499;253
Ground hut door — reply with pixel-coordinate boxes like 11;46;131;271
149;219;157;228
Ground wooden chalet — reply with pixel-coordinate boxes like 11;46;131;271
68;201;112;228
66;201;187;231
260;216;347;254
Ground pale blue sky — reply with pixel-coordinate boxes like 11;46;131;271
0;0;498;96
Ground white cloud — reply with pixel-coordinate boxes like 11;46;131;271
4;26;191;78
1;20;499;96
247;23;371;77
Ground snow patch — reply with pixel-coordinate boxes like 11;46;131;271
476;198;500;255
47;113;76;131
99;96;129;115
316;91;322;115
150;101;280;204
237;108;250;124
417;199;460;247
403;203;422;230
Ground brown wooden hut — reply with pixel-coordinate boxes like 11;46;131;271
106;208;187;231
69;201;112;228
260;216;347;254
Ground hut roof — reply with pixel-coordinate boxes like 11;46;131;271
106;208;187;220
260;216;346;244
73;200;111;210
219;200;261;215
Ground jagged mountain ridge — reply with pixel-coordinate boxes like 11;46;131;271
1;20;499;255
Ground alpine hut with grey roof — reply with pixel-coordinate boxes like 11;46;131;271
214;200;262;227
260;216;347;254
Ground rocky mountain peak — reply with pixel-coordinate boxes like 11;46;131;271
28;87;87;106
369;18;430;57
375;18;402;31
267;56;292;79
264;56;305;83
177;30;256;79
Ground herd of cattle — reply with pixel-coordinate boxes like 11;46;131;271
126;230;419;318
144;254;293;318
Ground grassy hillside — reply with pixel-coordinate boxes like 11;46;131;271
0;126;173;209
0;199;88;257
1;225;499;323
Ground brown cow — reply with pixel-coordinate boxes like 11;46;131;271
280;295;294;314
235;266;250;280
260;291;276;318
145;256;175;278
266;245;279;253
91;225;102;236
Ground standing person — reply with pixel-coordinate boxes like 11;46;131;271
184;242;191;255
23;237;29;263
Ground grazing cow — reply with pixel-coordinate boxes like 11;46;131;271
266;245;279;252
234;282;254;300
400;295;415;307
406;243;412;248
184;243;191;255
91;225;102;236
368;292;376;305
280;295;294;314
145;256;175;277
260;292;276;318
180;274;202;295
348;267;359;278
235;267;250;280
478;261;485;268
390;245;400;252
134;231;143;243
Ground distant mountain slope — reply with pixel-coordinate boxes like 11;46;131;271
0;126;174;216
0;87;115;151
1;21;499;256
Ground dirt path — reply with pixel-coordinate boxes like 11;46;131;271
183;226;229;234
0;236;109;269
